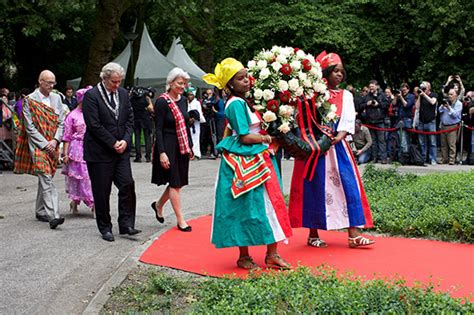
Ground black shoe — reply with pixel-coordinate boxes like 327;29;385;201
177;224;192;232
119;227;142;235
49;217;65;229
36;214;49;222
133;158;142;163
151;202;164;223
145;157;151;163
101;231;115;242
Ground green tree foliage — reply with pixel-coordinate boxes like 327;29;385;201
1;0;472;91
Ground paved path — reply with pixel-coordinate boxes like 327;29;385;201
0;159;472;314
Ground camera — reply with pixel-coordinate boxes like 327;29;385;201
441;97;450;106
131;86;155;99
463;96;471;103
393;89;400;95
418;86;426;92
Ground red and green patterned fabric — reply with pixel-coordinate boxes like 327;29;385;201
14;97;59;176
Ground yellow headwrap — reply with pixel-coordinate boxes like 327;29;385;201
202;58;244;90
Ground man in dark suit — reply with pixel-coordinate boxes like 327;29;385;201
83;62;141;241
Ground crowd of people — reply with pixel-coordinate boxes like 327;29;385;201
348;77;474;166
0;58;473;269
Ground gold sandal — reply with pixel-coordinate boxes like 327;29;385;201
307;237;328;248
265;254;291;270
348;235;375;248
236;256;259;270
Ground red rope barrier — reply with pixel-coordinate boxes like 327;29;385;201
362;124;461;135
465;125;474;131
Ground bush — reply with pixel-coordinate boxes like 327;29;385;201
192;267;473;313
362;164;474;243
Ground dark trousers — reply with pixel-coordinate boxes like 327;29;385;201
87;158;136;234
133;126;152;160
369;122;387;161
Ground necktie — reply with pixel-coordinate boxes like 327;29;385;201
110;92;116;109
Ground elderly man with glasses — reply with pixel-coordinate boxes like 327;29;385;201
14;70;66;229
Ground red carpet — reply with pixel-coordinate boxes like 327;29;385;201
140;215;474;300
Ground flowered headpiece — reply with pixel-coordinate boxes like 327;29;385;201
76;85;93;104
202;58;244;90
316;51;342;70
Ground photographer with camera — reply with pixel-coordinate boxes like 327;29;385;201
395;83;415;158
360;80;389;163
438;88;462;165
467;92;474;164
130;86;155;162
415;81;438;165
443;75;465;101
200;88;218;158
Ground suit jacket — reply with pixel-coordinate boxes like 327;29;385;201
83;85;134;162
24;89;65;151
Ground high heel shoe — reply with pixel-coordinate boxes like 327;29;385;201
177;223;192;232
150;202;164;223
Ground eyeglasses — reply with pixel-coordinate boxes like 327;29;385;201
42;80;56;86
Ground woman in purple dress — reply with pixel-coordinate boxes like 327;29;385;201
62;86;95;217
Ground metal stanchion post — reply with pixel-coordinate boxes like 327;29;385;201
458;122;464;164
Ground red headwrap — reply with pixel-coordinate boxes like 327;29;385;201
315;51;342;70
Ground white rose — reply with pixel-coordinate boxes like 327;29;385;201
290;60;301;71
295;87;304;96
296;49;306;59
310;64;323;78
324;90;330;101
262;111;277;122
326;111;337;121
253;88;263;100
259;67;271;80
298;72;307;81
271;62;282;72
303;79;312;88
253;104;266;112
247;60;256;68
277;122;291;134
277;80;289;91
257;60;267;69
276;54;287;64
306;54;315;64
280;47;291;57
271;46;280;53
288;78;299;91
330;104;337;113
262;89;275;101
279;105;294;118
263;51;274;60
313;81;327;93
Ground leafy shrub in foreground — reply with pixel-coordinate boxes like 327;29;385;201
362;165;474;243
192;267;473;313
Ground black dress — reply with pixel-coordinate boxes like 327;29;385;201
151;95;193;188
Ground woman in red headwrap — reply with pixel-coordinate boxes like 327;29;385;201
288;52;375;248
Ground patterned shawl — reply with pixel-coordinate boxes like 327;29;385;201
14;97;59;176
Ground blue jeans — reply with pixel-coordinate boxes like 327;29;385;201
417;120;437;163
369;123;387;161
357;150;371;164
397;118;413;154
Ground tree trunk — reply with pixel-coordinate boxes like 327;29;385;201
80;0;133;87
124;1;145;88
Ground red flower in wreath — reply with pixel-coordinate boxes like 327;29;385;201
302;59;312;71
294;47;300;53
278;90;291;104
280;63;292;76
249;75;256;89
267;99;280;112
289;98;299;107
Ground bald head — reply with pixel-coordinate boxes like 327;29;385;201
38;70;56;96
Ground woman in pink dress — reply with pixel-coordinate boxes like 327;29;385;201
62;86;95;217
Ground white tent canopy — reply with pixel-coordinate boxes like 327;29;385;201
166;37;209;86
67;25;209;91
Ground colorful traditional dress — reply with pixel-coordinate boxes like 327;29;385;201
289;89;373;230
211;96;292;248
61;107;94;208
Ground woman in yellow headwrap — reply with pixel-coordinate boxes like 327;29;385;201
203;58;292;270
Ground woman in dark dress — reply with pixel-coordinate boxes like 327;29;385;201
151;67;194;232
